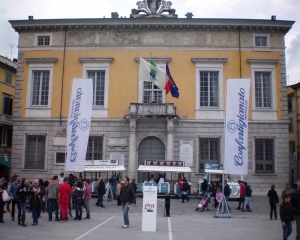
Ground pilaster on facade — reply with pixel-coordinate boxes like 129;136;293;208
166;118;174;161
128;118;137;179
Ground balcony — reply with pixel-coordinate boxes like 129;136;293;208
0;114;13;126
126;103;177;119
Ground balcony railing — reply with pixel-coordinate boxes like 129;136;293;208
126;103;177;119
0;114;13;126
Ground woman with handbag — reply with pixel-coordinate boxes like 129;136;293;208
0;179;5;223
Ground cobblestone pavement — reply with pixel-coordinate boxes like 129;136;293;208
1;196;296;240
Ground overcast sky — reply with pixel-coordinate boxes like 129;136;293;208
0;0;299;84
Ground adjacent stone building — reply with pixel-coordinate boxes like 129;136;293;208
9;1;294;194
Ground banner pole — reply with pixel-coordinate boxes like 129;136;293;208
64;78;73;174
215;78;230;218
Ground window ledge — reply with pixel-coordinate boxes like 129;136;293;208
25;107;52;109
21;169;47;172
54;163;65;166
92;106;109;110
252;174;277;176
252;47;271;52
196;108;224;111
252;109;277;112
195;109;224;120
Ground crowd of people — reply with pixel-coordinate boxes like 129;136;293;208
266;182;300;240
1;173;300;238
0;172;137;229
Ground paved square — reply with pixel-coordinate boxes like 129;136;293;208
1;196;296;240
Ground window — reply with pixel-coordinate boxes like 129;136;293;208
289;141;295;158
5;72;12;85
193;58;226;120
198;138;220;172
289;118;293;132
255;72;272;108
24;134;46;169
31;70;50;106
55;152;66;165
87;71;105;106
86;136;103;160
143;81;163;103
1;127;7;147
2;94;13;115
255;138;274;174
200;71;219;107
255;36;268;46
37;36;50;46
288;98;292;113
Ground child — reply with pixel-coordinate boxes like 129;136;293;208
215;188;222;209
280;194;294;240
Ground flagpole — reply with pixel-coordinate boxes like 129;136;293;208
65;78;74;174
137;53;139;103
215;78;231;218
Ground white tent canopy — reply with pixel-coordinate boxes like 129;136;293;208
137;165;192;173
84;165;126;172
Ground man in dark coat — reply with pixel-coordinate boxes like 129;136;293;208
120;177;136;229
291;181;300;240
29;179;45;226
224;180;231;211
96;177;106;208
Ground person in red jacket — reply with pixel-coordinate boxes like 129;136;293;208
236;180;245;210
58;177;72;222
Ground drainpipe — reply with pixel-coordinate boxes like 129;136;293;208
238;27;242;78
60;27;67;126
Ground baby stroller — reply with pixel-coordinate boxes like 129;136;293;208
195;192;211;212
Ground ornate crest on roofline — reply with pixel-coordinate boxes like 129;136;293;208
131;0;177;18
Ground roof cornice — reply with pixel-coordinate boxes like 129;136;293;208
9;18;295;34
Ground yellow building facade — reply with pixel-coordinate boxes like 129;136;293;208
9;2;294;194
0;55;16;179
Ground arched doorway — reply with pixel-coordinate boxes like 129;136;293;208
138;136;165;182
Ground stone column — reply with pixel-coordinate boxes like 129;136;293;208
128;118;137;179
166;119;174;161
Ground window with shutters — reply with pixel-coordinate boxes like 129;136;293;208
4;72;12;85
2;94;13;115
255;138;275;174
24;134;46;169
198;137;220;172
86;136;104;160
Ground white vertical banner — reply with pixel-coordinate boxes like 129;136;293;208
224;79;251;175
65;78;93;172
142;186;157;232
